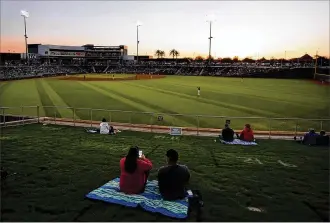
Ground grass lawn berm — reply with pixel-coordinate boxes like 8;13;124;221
0;124;329;221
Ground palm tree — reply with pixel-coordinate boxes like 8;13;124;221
170;49;180;62
169;49;177;59
160;50;165;58
155;50;162;59
174;50;180;59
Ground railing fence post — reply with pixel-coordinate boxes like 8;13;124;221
129;112;132;130
21;106;25;125
150;113;154;132
37;106;40;123
320;120;323;130
109;111;112;123
90;109;93;127
295;119;298;137
54;109;57;125
268;118;271;139
2;108;5;126
73;108;76;127
197;115;200;136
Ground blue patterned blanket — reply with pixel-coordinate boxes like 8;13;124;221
220;139;258;146
86;178;189;219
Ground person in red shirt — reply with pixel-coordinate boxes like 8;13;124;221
119;146;153;194
239;124;255;142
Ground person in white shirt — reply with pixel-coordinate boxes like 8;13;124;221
100;118;115;135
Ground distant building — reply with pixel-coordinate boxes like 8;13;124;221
27;43;128;64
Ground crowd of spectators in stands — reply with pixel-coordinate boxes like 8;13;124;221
0;60;328;81
0;63;82;80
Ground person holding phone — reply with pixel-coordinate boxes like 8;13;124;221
119;146;153;194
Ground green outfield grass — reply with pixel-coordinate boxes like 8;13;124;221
1;124;329;221
0;75;329;131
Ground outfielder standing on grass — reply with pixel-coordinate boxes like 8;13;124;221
197;87;201;97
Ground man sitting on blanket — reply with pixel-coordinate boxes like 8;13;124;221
238;124;255;142
221;124;235;142
100;118;115;135
316;130;330;146
158;149;190;201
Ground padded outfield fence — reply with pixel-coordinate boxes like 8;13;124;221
1;105;329;137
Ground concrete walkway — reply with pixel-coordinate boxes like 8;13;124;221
41;117;299;140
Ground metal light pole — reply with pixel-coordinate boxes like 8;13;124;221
206;14;215;65
208;21;212;64
21;10;29;65
136;21;142;64
314;50;318;79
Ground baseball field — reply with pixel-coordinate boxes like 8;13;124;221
1;74;329;221
0;74;329;131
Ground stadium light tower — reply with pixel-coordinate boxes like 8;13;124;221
21;10;29;64
314;50;318;79
136;21;142;64
206;14;216;65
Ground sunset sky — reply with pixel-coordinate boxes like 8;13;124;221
1;1;329;59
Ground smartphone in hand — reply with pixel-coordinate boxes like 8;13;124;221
139;150;143;158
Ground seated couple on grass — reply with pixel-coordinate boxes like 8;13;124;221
119;147;190;200
99;118;116;135
221;124;255;142
294;129;329;146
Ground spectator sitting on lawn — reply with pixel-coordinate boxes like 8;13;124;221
99;118;115;135
220;124;235;142
238;124;255;142
120;146;153;194
302;128;319;145
158;149;190;201
316;130;329;146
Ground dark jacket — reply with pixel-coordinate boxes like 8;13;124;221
316;135;329;146
158;164;190;200
222;127;234;142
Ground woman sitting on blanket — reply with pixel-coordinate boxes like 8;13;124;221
238;124;255;142
119;146;153;194
99;118;115;135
